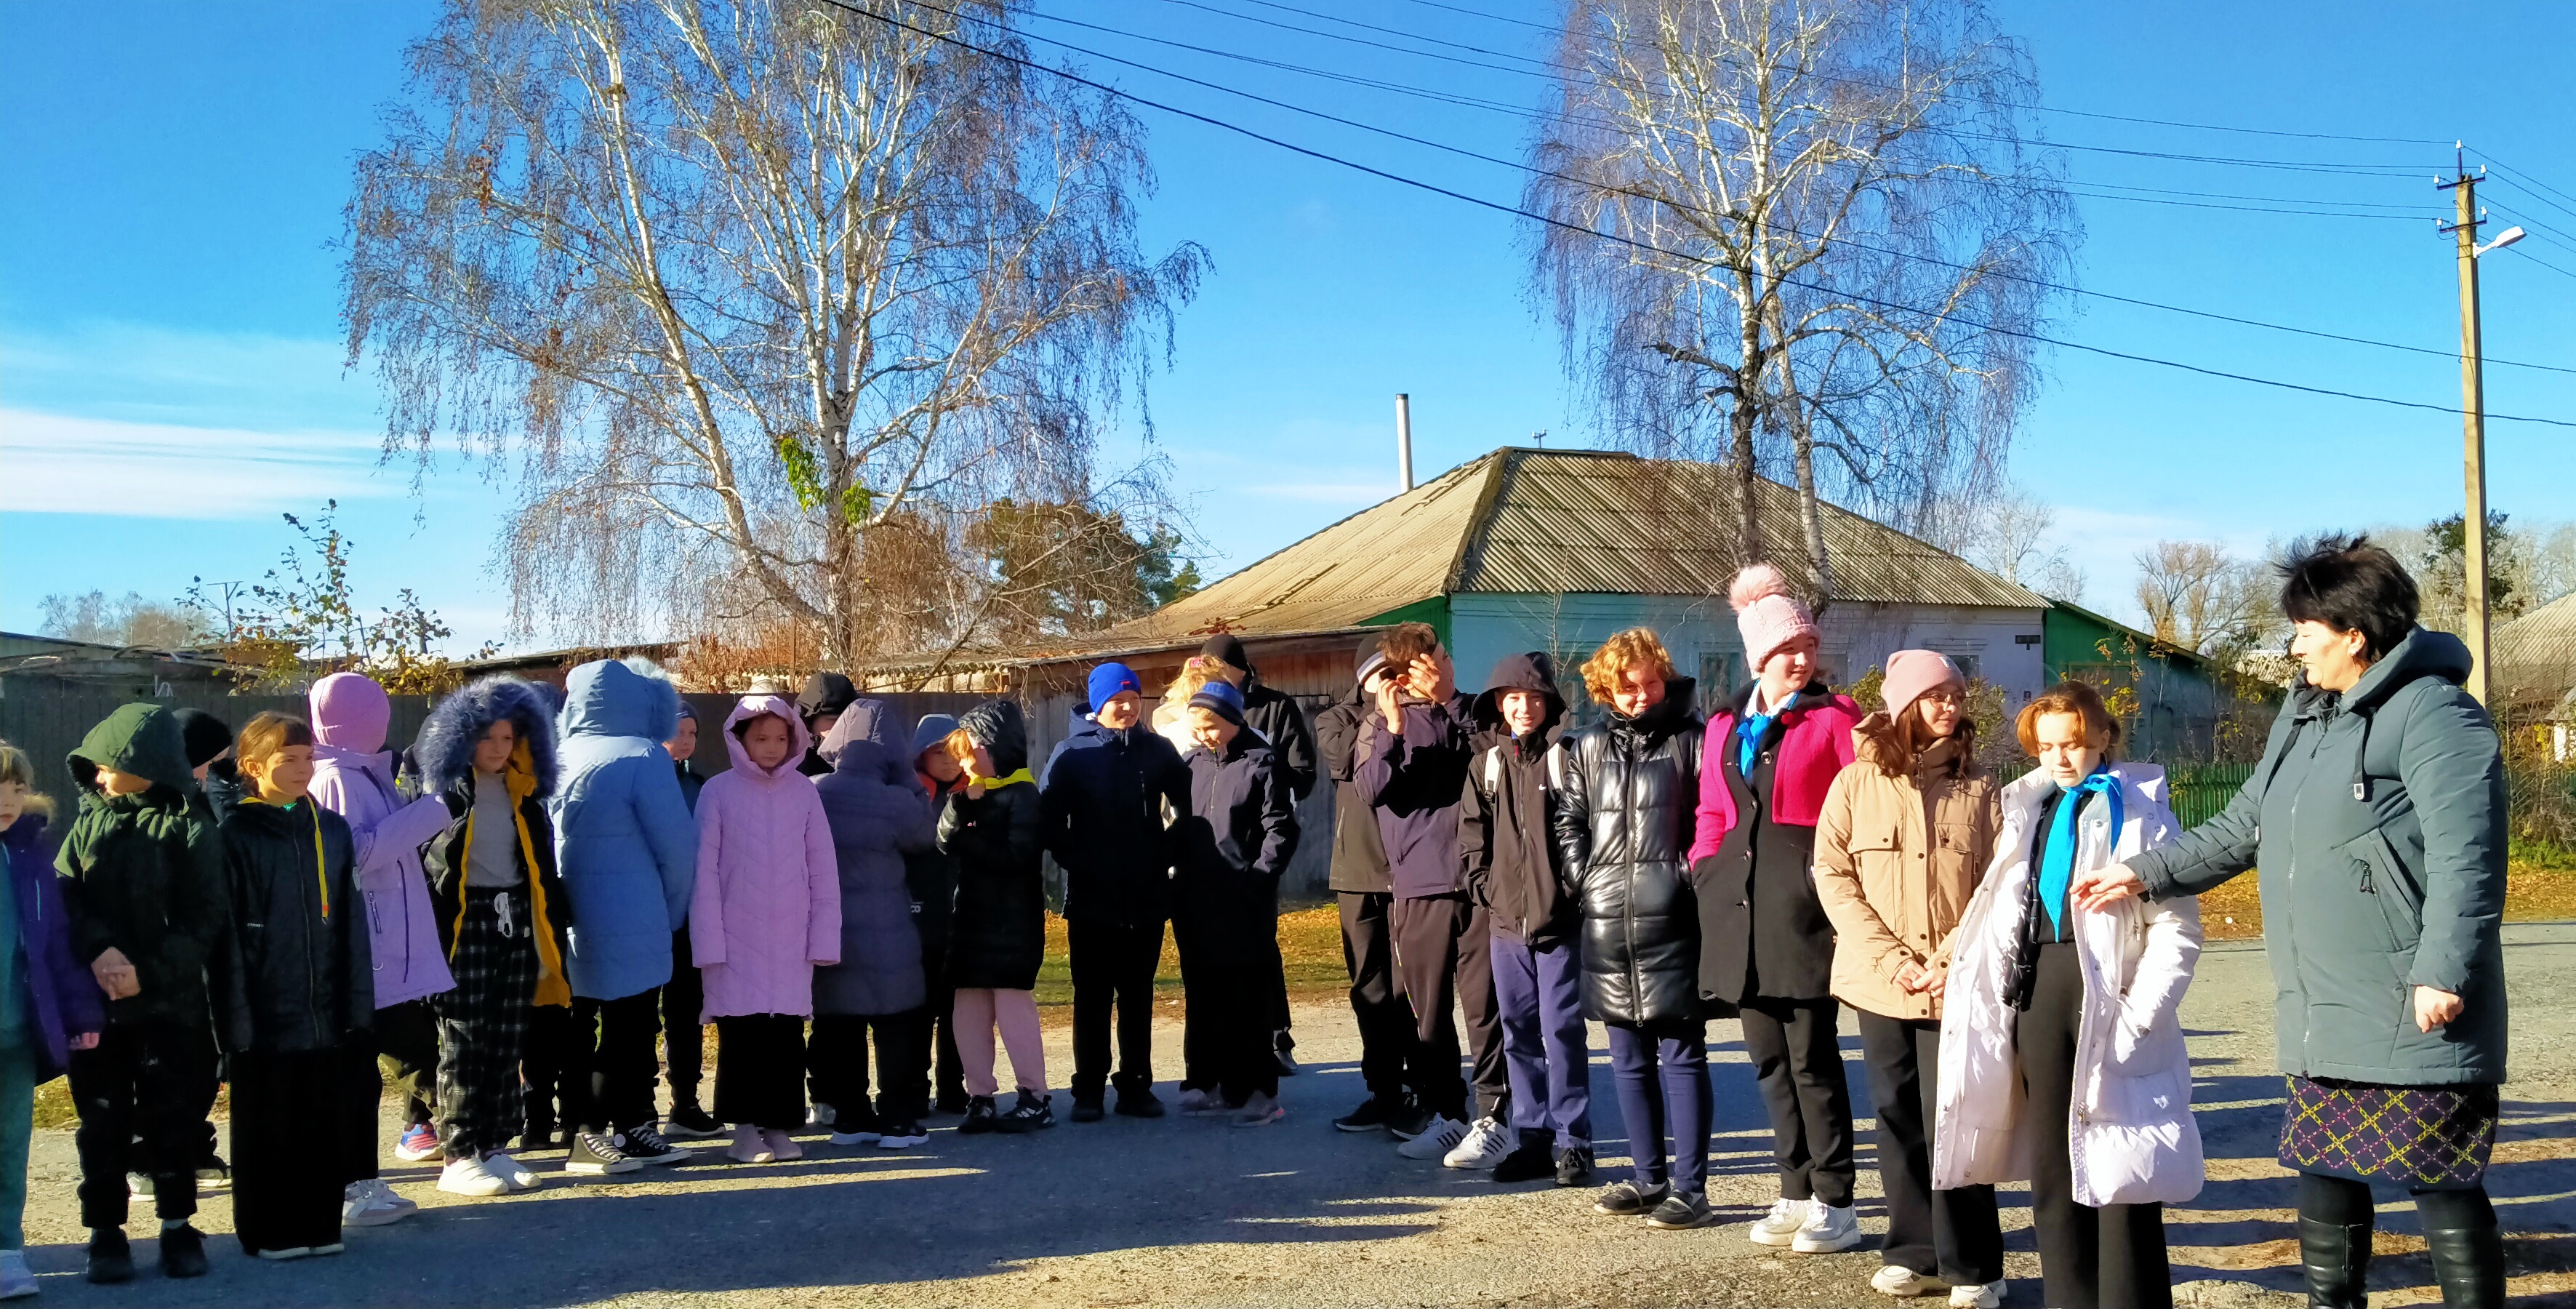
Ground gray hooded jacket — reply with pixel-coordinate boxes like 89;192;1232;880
2130;628;2506;1086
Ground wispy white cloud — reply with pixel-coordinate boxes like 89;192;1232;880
0;409;401;519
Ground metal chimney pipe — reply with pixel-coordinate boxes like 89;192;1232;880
1395;393;1414;492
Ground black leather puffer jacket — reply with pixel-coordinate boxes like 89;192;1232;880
1550;678;1705;1025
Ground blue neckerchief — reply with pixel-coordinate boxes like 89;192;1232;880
1737;691;1798;777
2038;768;2123;936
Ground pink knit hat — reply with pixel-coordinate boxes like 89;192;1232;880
1728;564;1820;671
1881;649;1964;721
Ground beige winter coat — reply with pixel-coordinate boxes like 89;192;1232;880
1812;725;2001;1021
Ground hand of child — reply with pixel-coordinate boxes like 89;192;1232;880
92;948;140;1000
1374;678;1405;733
1925;968;1946;999
1411;652;1456;703
963;780;987;801
1894;958;1932;993
69;1033;99;1051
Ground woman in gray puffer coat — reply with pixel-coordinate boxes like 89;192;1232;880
2079;535;2508;1309
808;701;936;1149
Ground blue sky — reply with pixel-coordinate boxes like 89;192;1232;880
6;1;2572;652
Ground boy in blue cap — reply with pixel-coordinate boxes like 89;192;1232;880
1039;662;1190;1121
1172;681;1300;1124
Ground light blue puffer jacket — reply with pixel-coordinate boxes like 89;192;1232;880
552;660;699;1000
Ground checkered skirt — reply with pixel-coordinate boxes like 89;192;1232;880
2279;1075;2497;1189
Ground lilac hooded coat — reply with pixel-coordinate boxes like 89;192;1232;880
308;672;455;1008
691;697;840;1020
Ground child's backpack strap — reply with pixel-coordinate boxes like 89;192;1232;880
1481;745;1502;799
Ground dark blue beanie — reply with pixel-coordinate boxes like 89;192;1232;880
1086;662;1144;713
1187;679;1248;729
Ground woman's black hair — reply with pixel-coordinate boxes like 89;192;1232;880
2277;534;2418;660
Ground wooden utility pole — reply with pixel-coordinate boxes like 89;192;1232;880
2439;158;2492;705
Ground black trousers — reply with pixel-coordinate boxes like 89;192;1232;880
230;1049;348;1255
567;990;664;1134
1173;900;1217;1092
1390;893;1504;1122
70;1018;214;1226
1259;886;1293;1056
342;996;440;1182
715;1014;806;1131
664;928;706;1109
1338;891;1418;1103
523;1004;575;1135
920;971;963;1111
1858;1010;2002;1284
1069;917;1165;1100
2018;943;2170;1309
811;1012;924;1125
1739;996;1855;1208
1211;940;1280;1105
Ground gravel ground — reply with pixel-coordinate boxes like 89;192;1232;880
15;924;2573;1308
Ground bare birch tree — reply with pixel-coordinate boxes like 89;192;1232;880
1529;0;2075;601
343;0;1204;666
2134;540;2275;657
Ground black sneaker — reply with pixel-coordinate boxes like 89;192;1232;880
1555;1145;1595;1187
1492;1140;1556;1183
664;1103;724;1139
1333;1095;1403;1134
994;1089;1054;1134
1070;1095;1105;1124
1114;1086;1166;1118
1593;1179;1671;1217
1386;1102;1435;1140
957;1095;999;1134
87;1229;134;1284
1646;1190;1713;1230
159;1223;209;1278
619;1124;693;1166
564;1129;642;1175
875;1119;931;1148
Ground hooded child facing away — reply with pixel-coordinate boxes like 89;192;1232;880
212;712;374;1260
795;673;859;778
553;659;698;1004
55;702;225;1281
809;702;936;1147
694;697;839;1165
416;676;582;1188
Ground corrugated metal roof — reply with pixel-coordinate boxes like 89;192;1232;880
2495;590;2576;697
1099;448;2040;644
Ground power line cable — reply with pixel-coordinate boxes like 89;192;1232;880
824;0;2576;428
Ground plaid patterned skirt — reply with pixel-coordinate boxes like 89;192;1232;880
2279;1076;2497;1189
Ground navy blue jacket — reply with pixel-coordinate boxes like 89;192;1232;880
1042;720;1189;929
1178;737;1299;905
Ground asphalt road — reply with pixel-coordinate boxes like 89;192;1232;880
16;924;2575;1308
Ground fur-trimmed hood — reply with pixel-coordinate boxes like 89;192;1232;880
418;676;561;799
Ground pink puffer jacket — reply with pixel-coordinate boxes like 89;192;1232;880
691;696;839;1020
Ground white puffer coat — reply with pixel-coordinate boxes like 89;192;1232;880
1933;764;2206;1208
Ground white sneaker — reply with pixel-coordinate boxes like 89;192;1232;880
1396;1113;1469;1160
1948;1280;2004;1308
1174;1086;1225;1116
805;1101;837;1129
486;1150;539;1191
1871;1264;1945;1297
341;1177;417;1227
0;1249;34;1300
1793;1201;1863;1253
1442;1116;1514;1169
436;1154;510;1198
1749;1195;1809;1246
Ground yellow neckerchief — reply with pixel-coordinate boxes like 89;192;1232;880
976;767;1035;790
244;791;329;919
451;741;571;1008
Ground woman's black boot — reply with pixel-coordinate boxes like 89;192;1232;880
2298;1217;2371;1309
2421;1221;2504;1309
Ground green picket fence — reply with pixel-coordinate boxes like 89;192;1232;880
2167;762;2256;830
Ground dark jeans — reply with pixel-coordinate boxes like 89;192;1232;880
715;1014;807;1132
1490;932;1591;1149
344;998;439;1182
1069;917;1165;1099
1739;996;1855;1208
664;928;706;1109
918;972;963;1112
1604;1019;1709;1193
811;1012;924;1126
2019;942;2170;1309
1196;895;1281;1106
1858;1010;2002;1284
230;1049;348;1256
569;990;664;1134
70;1018;214;1226
1391;893;1504;1121
1338;891;1418;1104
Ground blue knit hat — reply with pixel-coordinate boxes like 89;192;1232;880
1086;662;1144;713
1187;679;1248;729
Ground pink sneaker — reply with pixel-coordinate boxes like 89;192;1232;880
726;1126;774;1164
763;1128;803;1161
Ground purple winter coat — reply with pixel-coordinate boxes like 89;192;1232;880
810;702;933;1017
691;697;840;1020
308;673;457;1008
1;814;106;1081
1352;692;1476;900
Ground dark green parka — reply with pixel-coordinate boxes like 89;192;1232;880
2130;628;2507;1086
54;705;227;1030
